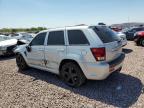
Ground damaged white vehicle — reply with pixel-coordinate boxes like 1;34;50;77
0;33;34;56
0;35;17;55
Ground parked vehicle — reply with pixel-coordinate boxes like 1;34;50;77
134;31;144;46
0;34;29;56
9;32;33;42
123;27;144;40
110;27;122;32
110;27;127;46
0;35;17;55
117;32;127;46
15;25;125;87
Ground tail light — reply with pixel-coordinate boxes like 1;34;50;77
91;48;106;61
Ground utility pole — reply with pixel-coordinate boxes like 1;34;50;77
128;16;130;28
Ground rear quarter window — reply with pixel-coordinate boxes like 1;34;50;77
68;30;89;45
92;26;120;43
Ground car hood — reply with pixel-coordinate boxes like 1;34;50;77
0;39;17;47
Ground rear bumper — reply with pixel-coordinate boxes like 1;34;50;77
0;45;16;56
108;53;125;68
6;45;16;54
81;53;125;80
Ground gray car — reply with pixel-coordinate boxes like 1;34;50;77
0;35;17;55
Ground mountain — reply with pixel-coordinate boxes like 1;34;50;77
111;22;144;29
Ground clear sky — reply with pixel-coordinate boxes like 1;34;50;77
0;0;144;28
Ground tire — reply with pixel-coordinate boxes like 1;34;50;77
136;39;141;46
140;38;144;47
16;54;28;70
60;62;86;87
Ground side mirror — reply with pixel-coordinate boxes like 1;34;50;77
26;45;31;52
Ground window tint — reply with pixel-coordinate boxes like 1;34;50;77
132;28;141;32
68;30;89;45
136;28;142;31
48;31;65;45
30;32;46;46
92;26;120;43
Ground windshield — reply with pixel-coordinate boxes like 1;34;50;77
0;36;12;42
92;26;120;43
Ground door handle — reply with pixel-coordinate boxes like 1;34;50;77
57;49;65;52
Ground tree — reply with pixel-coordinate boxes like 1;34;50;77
0;27;47;33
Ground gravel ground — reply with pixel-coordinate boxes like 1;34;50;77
0;41;144;108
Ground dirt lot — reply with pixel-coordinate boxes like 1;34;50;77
0;41;144;108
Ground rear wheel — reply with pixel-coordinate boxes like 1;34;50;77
136;39;141;46
140;38;144;47
16;54;28;70
60;62;86;87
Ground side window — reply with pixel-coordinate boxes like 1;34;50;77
30;32;46;46
68;30;89;45
47;31;65;45
139;28;144;31
131;28;142;32
130;29;136;32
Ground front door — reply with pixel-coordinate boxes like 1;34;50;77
26;32;47;67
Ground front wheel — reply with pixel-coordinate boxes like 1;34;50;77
60;62;86;87
140;38;144;47
16;54;28;70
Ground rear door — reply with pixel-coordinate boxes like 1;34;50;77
26;32;47;67
66;29;90;63
44;30;66;74
93;26;122;62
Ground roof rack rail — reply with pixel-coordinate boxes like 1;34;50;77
47;24;88;30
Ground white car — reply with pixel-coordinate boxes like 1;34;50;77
0;35;17;55
15;25;125;87
117;32;127;46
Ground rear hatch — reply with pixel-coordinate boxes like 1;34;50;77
92;26;122;62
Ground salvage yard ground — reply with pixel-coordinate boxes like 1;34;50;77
0;41;144;108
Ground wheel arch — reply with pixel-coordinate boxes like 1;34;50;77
139;37;144;40
140;37;144;46
15;51;28;63
59;59;81;71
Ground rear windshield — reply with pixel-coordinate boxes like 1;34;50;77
92;26;120;43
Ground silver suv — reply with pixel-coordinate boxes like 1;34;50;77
15;25;125;87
